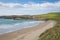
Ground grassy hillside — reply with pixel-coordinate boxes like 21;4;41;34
42;12;60;20
30;12;60;20
39;12;60;40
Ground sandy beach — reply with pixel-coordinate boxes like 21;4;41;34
0;20;56;40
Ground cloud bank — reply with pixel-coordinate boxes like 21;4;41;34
0;1;60;15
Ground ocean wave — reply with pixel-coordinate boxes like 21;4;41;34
0;19;44;34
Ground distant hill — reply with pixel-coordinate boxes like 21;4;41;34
0;15;33;20
0;12;60;20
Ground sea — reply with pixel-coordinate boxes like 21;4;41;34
0;19;45;34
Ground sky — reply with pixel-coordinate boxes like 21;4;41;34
0;0;60;15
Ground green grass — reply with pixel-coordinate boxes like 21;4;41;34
38;12;60;40
32;12;60;20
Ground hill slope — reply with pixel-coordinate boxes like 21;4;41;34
39;12;60;40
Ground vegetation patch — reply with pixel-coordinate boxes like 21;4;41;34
38;12;60;40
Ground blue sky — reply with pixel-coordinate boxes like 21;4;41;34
0;0;60;15
0;0;60;3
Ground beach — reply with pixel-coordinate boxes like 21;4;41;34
0;20;56;40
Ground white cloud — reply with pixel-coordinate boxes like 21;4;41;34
0;1;60;15
0;2;23;8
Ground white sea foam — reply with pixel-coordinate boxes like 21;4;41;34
0;19;45;34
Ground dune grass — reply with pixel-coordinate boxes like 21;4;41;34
38;12;60;40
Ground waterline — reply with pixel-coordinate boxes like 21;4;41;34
0;19;45;34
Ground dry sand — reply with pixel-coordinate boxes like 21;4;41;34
0;20;56;40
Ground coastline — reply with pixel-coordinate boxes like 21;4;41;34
0;20;56;40
0;19;44;34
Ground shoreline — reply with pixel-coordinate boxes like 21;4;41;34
0;19;45;35
0;20;56;40
0;21;45;35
